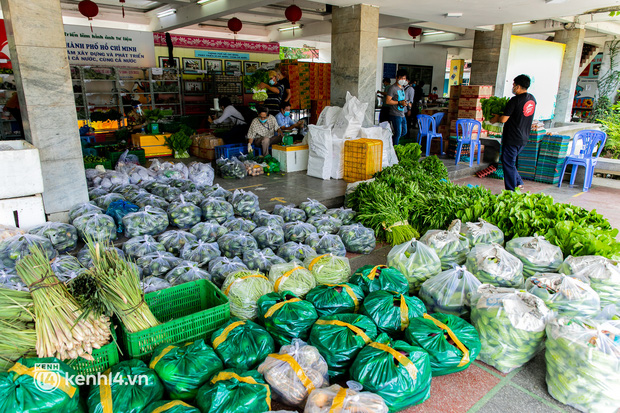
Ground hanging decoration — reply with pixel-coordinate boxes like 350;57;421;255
285;4;302;36
78;0;99;32
227;17;243;42
408;27;422;48
120;0;126;18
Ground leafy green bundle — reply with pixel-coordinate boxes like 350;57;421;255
481;96;510;122
165;131;192;158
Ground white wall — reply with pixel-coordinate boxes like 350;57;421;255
381;44;448;93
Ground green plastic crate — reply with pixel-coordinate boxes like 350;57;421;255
119;279;230;361
108;149;146;167
66;323;120;375
84;159;112;170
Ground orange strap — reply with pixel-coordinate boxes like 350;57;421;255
329;387;348;413
9;362;77;398
211;371;271;410
367;265;387;280
225;274;270;296
423;313;470;367
212;321;245;349
369;342;418;380
308;254;330;271
264;298;301;318
274;266;305;292
325;284;359;312
99;369;113;413
315;319;371;344
151;401;194;413
399;295;410;331
270;354;316;393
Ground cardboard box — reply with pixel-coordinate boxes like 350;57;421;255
450;85;462;99
458;97;484;110
460;85;493;98
457;109;484;120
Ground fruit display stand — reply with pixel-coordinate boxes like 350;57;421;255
272;143;309;172
131;133;173;158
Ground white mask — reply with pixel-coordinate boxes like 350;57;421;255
398;79;407;86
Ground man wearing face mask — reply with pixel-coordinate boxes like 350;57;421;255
276;102;304;135
247;105;284;155
386;69;409;145
257;70;285;116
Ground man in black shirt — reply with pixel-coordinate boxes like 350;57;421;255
494;74;537;191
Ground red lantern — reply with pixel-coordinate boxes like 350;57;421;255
78;0;99;32
408;27;422;48
120;0;126;18
285;5;302;24
227;17;243;34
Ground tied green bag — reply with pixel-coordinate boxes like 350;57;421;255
87;359;164;413
349;265;409;295
144;400;200;413
305;283;365;317
195;369;271;413
149;339;223;400
405;313;481;376
308;313;378;378
0;357;81;413
350;333;432;412
257;291;319;346
210;318;275;370
360;290;426;336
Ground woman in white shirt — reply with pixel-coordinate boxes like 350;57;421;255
208;97;248;144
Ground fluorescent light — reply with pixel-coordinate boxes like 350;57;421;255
423;31;446;35
197;0;216;4
513;21;531;26
157;9;176;18
278;25;302;32
445;12;463;17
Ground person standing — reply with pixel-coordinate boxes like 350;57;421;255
208;96;248;144
493;74;537;191
378;77;392;124
404;77;415;136
276;66;291;104
247;105;283;155
257;70;284;116
385;69;409;145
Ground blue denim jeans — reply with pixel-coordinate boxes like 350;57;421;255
390;115;407;146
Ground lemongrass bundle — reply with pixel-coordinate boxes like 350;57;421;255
86;240;160;333
16;246;111;360
0;288;36;371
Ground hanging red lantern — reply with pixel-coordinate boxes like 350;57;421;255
408;27;422;48
227;17;243;34
120;0;126;18
78;0;99;32
285;5;302;24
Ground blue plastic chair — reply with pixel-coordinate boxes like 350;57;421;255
432;112;445;128
417;114;444;157
558;130;607;192
455;119;483;167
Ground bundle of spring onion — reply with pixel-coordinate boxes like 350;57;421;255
15;246;111;360
0;287;36;371
83;240;160;333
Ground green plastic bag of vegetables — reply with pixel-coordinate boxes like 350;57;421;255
305;283;364;317
277;241;318;263
326;207;356;225
242;248;286;273
460;219;504;246
190;222;228;243
0;357;81;413
283;221;316;243
558;255;609;275
350;265;409;295
73;213;117;243
505;235;563;279
231;189;259;218
466;243;524;288
307;215;342;234
308;313;378;378
251;225;285;251
217;231;258;258
222;217;256;233
221;270;273;319
257;290;319;345
28;222;78;253
420;220;471;270
350;333;431;411
386;239;442;293
167;197;202;229
470;285;550;373
338;224;376;254
211;318;275;370
304;253;351;285
69;202;103;223
0;234;57;269
361;290;426;336
304;232;346;256
122;206;169;238
123;235;166;260
253;210;285;228
571;259;620;307
273;204;306;223
158;230;198;256
405;313;480;376
88;359;164;413
144;400;199;413
149;339;223;400
199;197;234;223
525;273;600;317
545;318;620;413
300;198;328;218
419;266;481;318
195;369;272;413
268;261;316;298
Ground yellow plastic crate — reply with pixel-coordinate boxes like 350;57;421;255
343;138;383;183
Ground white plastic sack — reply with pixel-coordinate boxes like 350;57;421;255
188;162;215;187
332;92;367;139
360;124;398;168
307;125;333;181
331;137;345;180
317;106;343;127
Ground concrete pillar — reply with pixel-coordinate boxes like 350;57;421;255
553;28;585;123
470;24;512;96
1;0;88;221
331;4;379;126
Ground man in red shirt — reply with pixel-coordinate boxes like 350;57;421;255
494;75;537;191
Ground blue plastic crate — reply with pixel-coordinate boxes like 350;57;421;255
81;135;97;144
215;143;262;159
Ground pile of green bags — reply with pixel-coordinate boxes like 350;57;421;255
257;290;318;345
387;239;441;293
405;313;480;376
88;359;164;413
525;273;600;317
195;369;271;413
309;313;378;378
420;220;471;270
149;340;223;400
0;357;81;413
144;400;200;413
419;266;481;318
505;235;563;279
470;285;550;373
210;318;275;370
466;243;524;288
305;283;364;317
350;334;431;411
545;318;620;413
349;265;409;295
360;291;426;336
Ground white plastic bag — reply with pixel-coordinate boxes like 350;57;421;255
317;106;343;127
188;162;215;187
332;92;367;138
307;125;333;181
331;137;345;180
419;265;482;317
360;124;398;168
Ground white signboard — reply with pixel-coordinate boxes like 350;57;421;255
64;25;155;67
